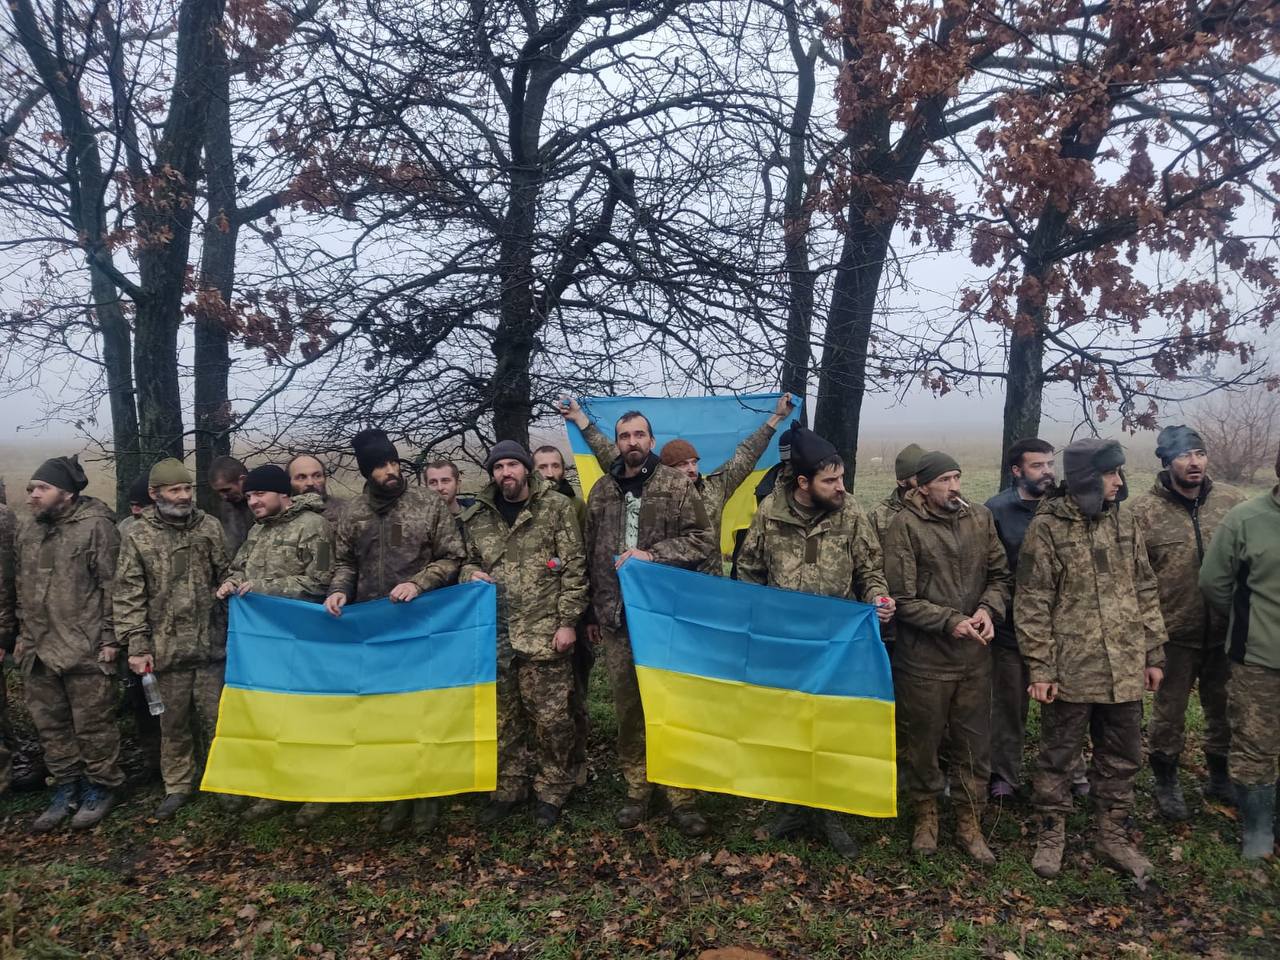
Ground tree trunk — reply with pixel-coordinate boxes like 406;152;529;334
812;201;892;487
90;267;141;514
490;168;541;445
194;45;236;513
999;328;1045;488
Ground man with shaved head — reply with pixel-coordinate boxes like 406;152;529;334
286;453;347;525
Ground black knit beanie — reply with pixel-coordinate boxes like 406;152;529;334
243;464;292;495
352;429;400;478
32;455;88;493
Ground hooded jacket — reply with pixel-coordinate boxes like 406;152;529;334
13;496;120;676
329;483;465;602
1131;473;1245;648
0;505;16;654
227;493;335;601
460;475;589;660
584;451;715;630
1014;494;1167;703
883;488;1012;680
736;483;888;602
983;484;1046;649
1199;487;1280;671
114;505;230;671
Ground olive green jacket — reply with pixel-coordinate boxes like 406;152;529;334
228;494;335;602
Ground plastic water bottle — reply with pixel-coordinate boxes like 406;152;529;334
141;668;165;716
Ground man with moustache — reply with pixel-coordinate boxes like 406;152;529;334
884;452;1012;864
286;453;348;525
217;464;336;827
581;409;717;835
209;456;253;557
461;442;588;827
1133;425;1246;819
737;424;896;858
14;456;125;831
984;438;1075;802
1019;439;1166;881
116;459;232;821
325;428;466;835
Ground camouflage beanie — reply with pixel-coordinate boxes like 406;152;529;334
149;458;192;488
894;443;926;481
1062;438;1125;518
1155;424;1205;466
660;439;699;467
31;455;88;493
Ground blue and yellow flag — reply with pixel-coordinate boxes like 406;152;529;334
201;582;498;803
565;393;795;555
619;560;896;817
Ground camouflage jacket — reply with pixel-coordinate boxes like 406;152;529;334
228;494;335;602
1015;495;1167;704
220;498;254;557
883;490;1012;681
869;487;907;546
114;507;231;671
329;484;465;602
0;505;15;653
461;476;589;661
737;484;889;603
319;495;347;526
585;454;716;629
12;497;120;676
583;420;775;572
1131;474;1246;649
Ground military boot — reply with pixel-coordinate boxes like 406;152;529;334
1149;753;1188;821
1031;814;1066;878
153;792;190;821
32;781;80;833
1236;783;1276;861
954;804;996;865
69;783;117;830
1094;808;1153;881
378;800;411;834
295;803;328;827
911;798;939;857
1204;754;1235;806
766;804;810;840
615;795;649;829
477;798;519;827
243;799;285;822
670;805;708;838
410;798;439;834
819;811;859;860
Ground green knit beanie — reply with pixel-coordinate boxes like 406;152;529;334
914;451;961;486
894;443;926;481
149;458;193;488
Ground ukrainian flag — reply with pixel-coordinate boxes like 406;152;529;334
201;581;497;802
619;560;896;817
566;393;795;556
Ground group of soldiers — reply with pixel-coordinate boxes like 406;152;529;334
0;396;1276;878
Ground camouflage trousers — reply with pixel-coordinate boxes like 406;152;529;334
496;656;576;806
569;625;595;783
990;645;1088;789
24;658;124;788
600;625;695;808
155;664;224;794
896;665;991;807
1032;699;1141;815
1227;662;1280;786
0;661;11;786
1148;642;1231;761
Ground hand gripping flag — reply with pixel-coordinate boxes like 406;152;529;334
565;393;797;556
619;560;896;817
201;581;497;802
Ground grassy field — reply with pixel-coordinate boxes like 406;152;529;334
1;440;1276;959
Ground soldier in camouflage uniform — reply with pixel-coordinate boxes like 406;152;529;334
565;394;794;574
219;464;336;825
737;425;895;858
325;428;466;835
1132;425;1246;820
116;458;232;821
14;456;125;831
579;408;717;836
0;501;14;796
869;444;924;546
1017;439;1167;881
884;451;1012;865
118;473;153;540
287;453;348;525
209;456;253;557
461;441;588;827
1199;445;1280;861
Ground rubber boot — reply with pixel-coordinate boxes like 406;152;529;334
1031;814;1066;878
1236;782;1276;861
1094;807;1153;881
954;803;996;865
911;798;938;857
1204;754;1235;806
1149;753;1188;821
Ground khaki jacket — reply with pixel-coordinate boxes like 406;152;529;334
14;497;120;675
883;490;1011;681
0;505;15;653
1015;495;1167;703
228;494;335;601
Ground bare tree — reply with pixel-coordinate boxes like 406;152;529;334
1193;384;1280;483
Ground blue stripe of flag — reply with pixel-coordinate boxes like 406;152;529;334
618;561;892;701
224;581;497;696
